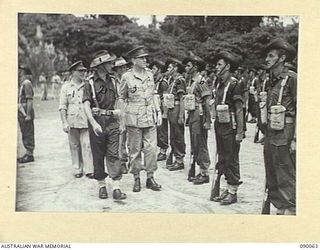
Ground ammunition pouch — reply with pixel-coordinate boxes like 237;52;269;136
270;104;286;130
163;93;175;109
249;86;255;95
184;94;195;111
216;104;231;123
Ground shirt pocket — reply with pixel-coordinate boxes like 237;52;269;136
125;104;140;126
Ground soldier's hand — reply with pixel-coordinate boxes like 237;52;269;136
62;122;70;133
92;121;103;136
25;115;32;121
235;133;244;143
289;139;296;154
178;115;185;125
203;121;211;130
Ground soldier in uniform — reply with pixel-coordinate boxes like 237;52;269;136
83;50;126;200
59;61;94;178
113;57;130;174
149;59;169;162
211;51;244;205
234;66;247;136
184;55;211;184
263;38;297;215
17;66;35;163
118;46;162;192
164;58;186;171
247;68;258;123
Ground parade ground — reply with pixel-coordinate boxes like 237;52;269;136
16;92;266;214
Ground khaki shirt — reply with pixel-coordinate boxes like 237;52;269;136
119;68;156;128
59;79;88;128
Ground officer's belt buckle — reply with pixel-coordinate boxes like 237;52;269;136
99;109;113;116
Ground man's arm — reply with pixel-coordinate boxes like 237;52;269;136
118;74;129;131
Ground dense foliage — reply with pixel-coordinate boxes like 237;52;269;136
18;14;298;85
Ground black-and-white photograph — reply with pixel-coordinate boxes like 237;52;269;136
16;14;298;215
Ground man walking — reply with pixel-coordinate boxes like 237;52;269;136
59;61;94;178
83;50;126;200
118;46;162;192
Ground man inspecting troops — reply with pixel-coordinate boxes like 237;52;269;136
17;66;35;163
262;38;297;215
184;55;211;184
163;58;187;171
210;51;244;205
59;61;94;179
118;46;162;192
83;50;127;200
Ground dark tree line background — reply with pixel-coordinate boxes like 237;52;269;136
18;14;298;86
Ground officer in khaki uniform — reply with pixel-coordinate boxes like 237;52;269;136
164;58;187;171
17;66;35;163
150;59;169;161
263;38;297;215
184;55;211;185
211;51;244;205
118;46;162;192
59;61;94;178
83;50;126;200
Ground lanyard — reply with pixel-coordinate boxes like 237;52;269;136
277;76;289;105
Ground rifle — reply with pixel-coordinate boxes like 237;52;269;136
210;151;221;201
261;180;271;214
254;123;260;143
187;151;196;182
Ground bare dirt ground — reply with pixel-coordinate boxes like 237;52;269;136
16;90;266;214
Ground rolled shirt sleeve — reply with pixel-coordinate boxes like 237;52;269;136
119;74;128;100
82;82;93;105
58;83;68;111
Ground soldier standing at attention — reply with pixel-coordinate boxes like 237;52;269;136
184;55;211;184
164;58;186;171
112;57;130;174
149;59;169;162
247;68;258;123
18;66;35;163
83;50;126;200
118;46;162;192
211;51;244;205
263;39;297;215
59;61;94;179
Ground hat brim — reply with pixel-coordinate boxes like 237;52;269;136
133;53;149;58
113;62;130;69
90;54;117;68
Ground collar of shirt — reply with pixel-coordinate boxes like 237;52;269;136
69;79;85;90
132;68;151;82
270;67;288;86
217;73;232;87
